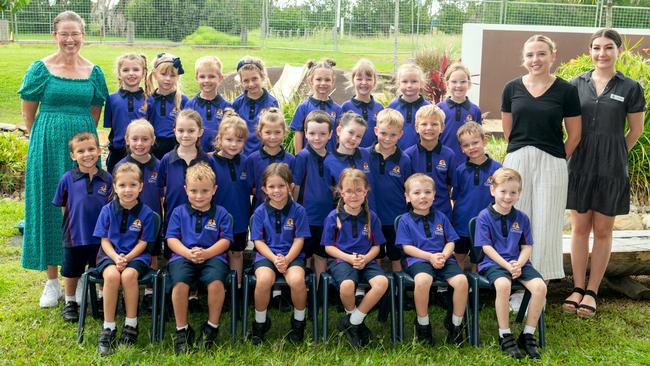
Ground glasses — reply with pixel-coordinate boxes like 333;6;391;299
56;32;83;39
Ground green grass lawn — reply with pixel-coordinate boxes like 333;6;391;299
0;199;649;364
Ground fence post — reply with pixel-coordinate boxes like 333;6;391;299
0;19;9;42
605;0;613;27
333;0;341;51
500;0;507;24
393;0;399;74
126;21;134;45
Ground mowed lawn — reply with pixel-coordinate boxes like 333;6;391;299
0;199;649;365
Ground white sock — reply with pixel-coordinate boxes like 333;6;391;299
176;324;188;331
144;288;153;296
255;310;267;323
207;321;219;329
355;289;364;297
46;279;59;286
437;286;448;293
498;328;512;337
452;315;463;327
294;308;306;321
349;308;366;325
103;321;116;331
345;308;354;315
124;317;137;328
97;289;103;299
272;290;281;298
417;315;429;326
523;325;536;335
65;295;76;303
188;294;198;300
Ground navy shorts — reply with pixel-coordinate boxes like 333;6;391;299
407;260;464;281
379;225;401;261
254;258;305;273
167;257;229;288
152;137;176;160
454;236;471;255
61;244;100;278
303;226;327;258
229;232;249;252
327;259;386;288
96;257;150;277
479;265;543;286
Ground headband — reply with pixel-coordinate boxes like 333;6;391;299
236;60;260;72
156;53;184;75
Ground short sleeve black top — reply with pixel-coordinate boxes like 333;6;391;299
501;77;581;159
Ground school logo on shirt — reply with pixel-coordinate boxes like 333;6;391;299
362;162;370;174
484;176;494;187
466;114;473;122
239;171;247;181
511;222;522;233
434;223;444;236
98;183;109;196
330;112;336;118
148;171;158;184
216;109;223;118
205;219;218;231
362;224;369;236
436;159;447;172
389;166;402;178
284;218;295;231
129;219;142;232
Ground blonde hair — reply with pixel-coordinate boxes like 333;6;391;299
376;108;404;129
491;168;523;192
215;109;248;151
395;63;425;92
305;58;337;93
175;109;203;150
68;132;99;152
195;56;224;77
304;110;333;132
444;62;472;82
236;55;270;89
456;121;485;141
415;105;446;129
257;107;287;137
336;168;372;240
261;163;293;202
522;35;557;68
338;111;367;129
148;53;184;113
52;11;85;33
116;53;152;112
113;162;143;185
125;119;155;154
185;161;216;186
348;58;377;90
404;173;435;194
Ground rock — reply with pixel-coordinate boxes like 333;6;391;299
642;214;650;230
0;123;16;131
614;213;644;230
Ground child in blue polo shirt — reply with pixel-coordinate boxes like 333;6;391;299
387;63;431;150
405;105;456;220
250;163;311;344
93;162;156;355
341;59;384;148
104;53;150;172
186;56;232;154
364;109;412;272
53;132;112;323
325;112;372;185
396;173;468;346
451;122;501;268
474;168;546;359
246;108;295;208
146;52;189;159
166;162;234;354
212;111;250;286
290;58;341;152
322;168;388;348
292;110;334;282
438;63;483;168
232;56;280;156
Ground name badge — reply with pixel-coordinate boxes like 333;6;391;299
610;94;625;102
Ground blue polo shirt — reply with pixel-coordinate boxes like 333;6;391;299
451;156;501;237
324;147;375;210
395;210;459;267
340;96;384;148
115;155;162;216
474;206;533;270
365;145;412;225
250;200;311;262
52;167;113;247
158;148;218;227
103;88;146;150
387;95;430;150
321;208;385;263
213;153;250;234
232;89;280;157
245;147;295;208
437;97;483;167
294;145;333;226
404;141;456;219
290;96;341;151
185;93;232;153
93;200;155;265
146;91;189;139
165;203;234;264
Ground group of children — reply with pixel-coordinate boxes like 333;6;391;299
54;52;547;359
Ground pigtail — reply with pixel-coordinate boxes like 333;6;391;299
323;58;336;68
364;198;372;241
305;59;316;70
173;85;183;113
140;54;152;113
335;198;344;232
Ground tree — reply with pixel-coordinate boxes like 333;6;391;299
0;0;32;40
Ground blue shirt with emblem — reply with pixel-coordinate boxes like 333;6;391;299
185;93;232;153
103;88;147;150
474;206;533;270
293;145;333;226
213;153;250;234
324;147;375;210
364;145;412;225
232;89;280;157
387;95;431;150
246;147;295;208
115;155;162;217
340;96;384;148
250;200;311;262
321;208;385;263
290;96;341;152
146;91;189;139
395;210;459;267
437;97;483;167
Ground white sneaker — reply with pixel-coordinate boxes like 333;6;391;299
39;280;61;308
509;290;525;313
75;280;84;305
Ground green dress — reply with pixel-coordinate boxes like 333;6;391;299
19;60;108;270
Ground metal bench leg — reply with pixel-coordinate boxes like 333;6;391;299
77;272;89;343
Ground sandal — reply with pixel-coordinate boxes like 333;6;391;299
577;289;598;318
562;287;585;313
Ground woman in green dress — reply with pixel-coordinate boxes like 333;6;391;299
19;11;108;307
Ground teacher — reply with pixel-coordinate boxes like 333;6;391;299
500;34;582;293
19;11;108;307
563;29;645;318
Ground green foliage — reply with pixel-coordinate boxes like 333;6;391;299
415;48;455;103
0;132;27;196
182;26;244;46
0;0;31;13
485;136;507;164
279;93;304;155
556;44;650;205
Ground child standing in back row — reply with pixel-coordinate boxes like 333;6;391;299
388;63;430;150
341;59;384;148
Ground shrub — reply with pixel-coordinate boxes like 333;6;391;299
485;136;507;164
0;132;28;196
182;26;244;46
556;42;650;206
414;49;456;104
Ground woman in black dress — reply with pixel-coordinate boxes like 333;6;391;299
563;29;646;317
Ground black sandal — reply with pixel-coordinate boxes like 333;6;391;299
562;287;585;313
577;289;598;318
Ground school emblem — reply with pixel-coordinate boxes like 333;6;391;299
363;162;370;173
129;219;142;232
330;112;336;118
434;223;444;236
205;218;218;231
284;218;295;231
362;224;369;236
389;165;402;178
484;176;494;187
98;183;109;196
148;171;158;184
511;222;521;233
436;159;447;171
466;114;473;122
240;171;247;180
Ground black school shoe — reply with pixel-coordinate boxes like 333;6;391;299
517;332;541;359
141;293;153;313
499;333;524;359
188;297;203;313
62;301;79;322
288;318;306;343
97;327;117;356
251;317;271;345
337;315;362;348
414;320;434;346
358;321;372;347
118;325;139;346
199;322;219;349
175;325;195;354
447;324;465;345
